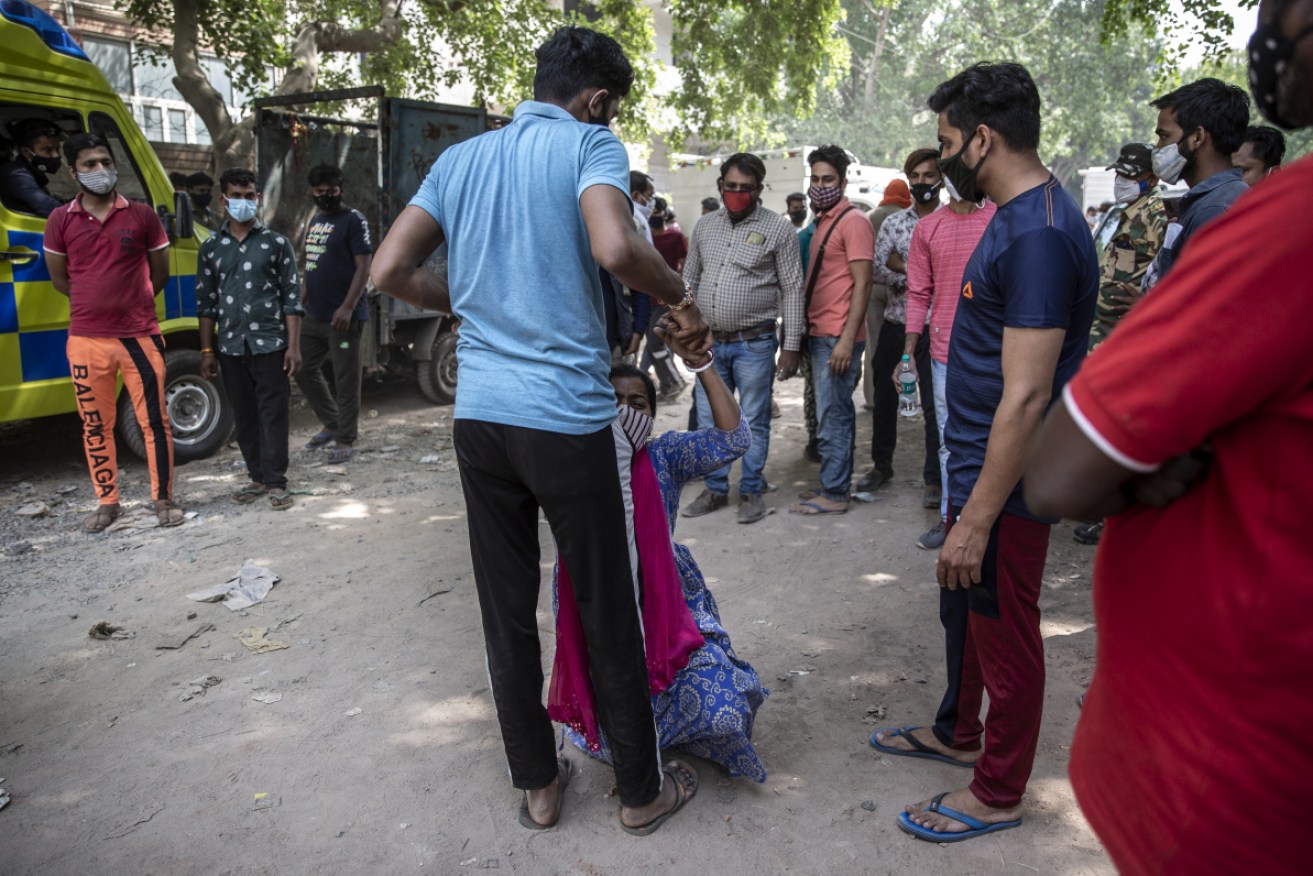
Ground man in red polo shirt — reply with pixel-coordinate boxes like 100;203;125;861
1024;5;1313;871
43;132;184;532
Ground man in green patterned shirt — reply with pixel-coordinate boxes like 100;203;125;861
1088;144;1168;351
196;167;304;510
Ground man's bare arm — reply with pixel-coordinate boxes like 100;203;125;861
579;185;684;306
370;206;450;313
148;248;171;294
46;252;69;296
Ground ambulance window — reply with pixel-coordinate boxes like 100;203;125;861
87;113;150;204
0;106;81;214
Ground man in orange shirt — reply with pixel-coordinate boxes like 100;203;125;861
790;145;874;516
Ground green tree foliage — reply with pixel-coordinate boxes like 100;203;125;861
779;0;1172;188
1101;0;1258;66
118;0;848;165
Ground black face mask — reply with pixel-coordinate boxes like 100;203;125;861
25;152;61;175
191;192;212;210
938;138;988;204
788;209;807;223
909;182;942;205
314;193;342;212
1248;6;1313;130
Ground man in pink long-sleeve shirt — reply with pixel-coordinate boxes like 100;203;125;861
898;194;996;549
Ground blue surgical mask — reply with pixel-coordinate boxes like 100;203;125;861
226;197;258;223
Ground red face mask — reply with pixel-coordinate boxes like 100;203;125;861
722;190;754;214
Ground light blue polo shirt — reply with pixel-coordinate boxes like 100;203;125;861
409;100;630;434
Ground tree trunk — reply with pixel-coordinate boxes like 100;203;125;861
862;4;891;115
168;0;405;170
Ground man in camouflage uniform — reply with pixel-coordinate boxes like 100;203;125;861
1088;143;1167;351
1076;144;1168;547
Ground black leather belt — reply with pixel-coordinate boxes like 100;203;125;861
711;321;776;344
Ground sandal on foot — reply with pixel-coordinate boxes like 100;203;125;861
869;726;974;768
896;792;1022;843
621;760;699;836
305;430;334;449
232;485;266;505
154;500;186;528
83;504;121;534
789;499;848;516
324;444;355;464
268;491;295;511
517;757;572;830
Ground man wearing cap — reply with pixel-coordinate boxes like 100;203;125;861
1087;144;1167;351
1072;144;1167;546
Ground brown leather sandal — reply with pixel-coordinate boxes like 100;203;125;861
83;504;121;533
154;500;186;527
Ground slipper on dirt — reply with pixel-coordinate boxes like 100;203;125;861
622;761;698;836
268;491;295;511
868;726;974;768
896;792;1021;843
518;757;572;830
305;430;334;449
324;445;355;464
789;499;847;516
83;504;121;533
154;500;186;528
232;485;266;505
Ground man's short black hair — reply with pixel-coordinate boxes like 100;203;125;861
785;192;806;204
1242;125;1286;169
62;132;111;166
1150;78;1250;157
169;171;188;187
11;118;61;149
609;363;657;412
807;145;850;179
928;63;1042;151
186;171;214;188
653;195;668;213
701;196;720;212
533;26;634;104
629;171;653;195
218;167;259;195
903;148;941;177
720;152;767;184
308;163;343;187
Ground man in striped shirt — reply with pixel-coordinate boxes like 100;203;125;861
681;153;804;524
899;194;996;549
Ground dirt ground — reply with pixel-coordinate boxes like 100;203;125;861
0;371;1110;875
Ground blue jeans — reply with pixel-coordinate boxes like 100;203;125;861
810;335;866;500
931;359;950;522
694;334;776;497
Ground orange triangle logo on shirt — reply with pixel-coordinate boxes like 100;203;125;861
962;281;974;299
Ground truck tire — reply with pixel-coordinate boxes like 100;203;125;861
417;330;458;405
117;349;233;464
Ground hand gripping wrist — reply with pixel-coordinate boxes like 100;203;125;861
685;348;715;373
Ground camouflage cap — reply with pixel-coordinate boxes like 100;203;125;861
1107;143;1153;177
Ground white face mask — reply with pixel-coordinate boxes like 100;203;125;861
634;199;654;221
1151;143;1188;185
77;168;117;195
226;197;259;223
1114;176;1145;205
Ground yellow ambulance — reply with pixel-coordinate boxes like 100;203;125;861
0;0;231;460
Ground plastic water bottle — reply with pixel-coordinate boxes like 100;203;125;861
898;355;919;418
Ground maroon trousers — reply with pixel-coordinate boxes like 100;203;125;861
933;508;1051;809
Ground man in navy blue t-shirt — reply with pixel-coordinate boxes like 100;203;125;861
297;163;373;461
868;63;1098;844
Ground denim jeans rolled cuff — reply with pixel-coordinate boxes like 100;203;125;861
931;358;950;522
810;335;865;501
695;334;776;496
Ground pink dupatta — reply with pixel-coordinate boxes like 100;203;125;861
547;444;704;750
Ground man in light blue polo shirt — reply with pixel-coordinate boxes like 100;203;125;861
372;26;711;836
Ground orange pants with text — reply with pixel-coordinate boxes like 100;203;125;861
66;335;174;506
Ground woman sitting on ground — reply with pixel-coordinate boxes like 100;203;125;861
550;324;769;788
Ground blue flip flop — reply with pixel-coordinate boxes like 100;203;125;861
896;792;1022;843
305;430;334;449
869;726;974;768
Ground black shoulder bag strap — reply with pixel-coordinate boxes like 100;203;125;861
800;206;857;353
